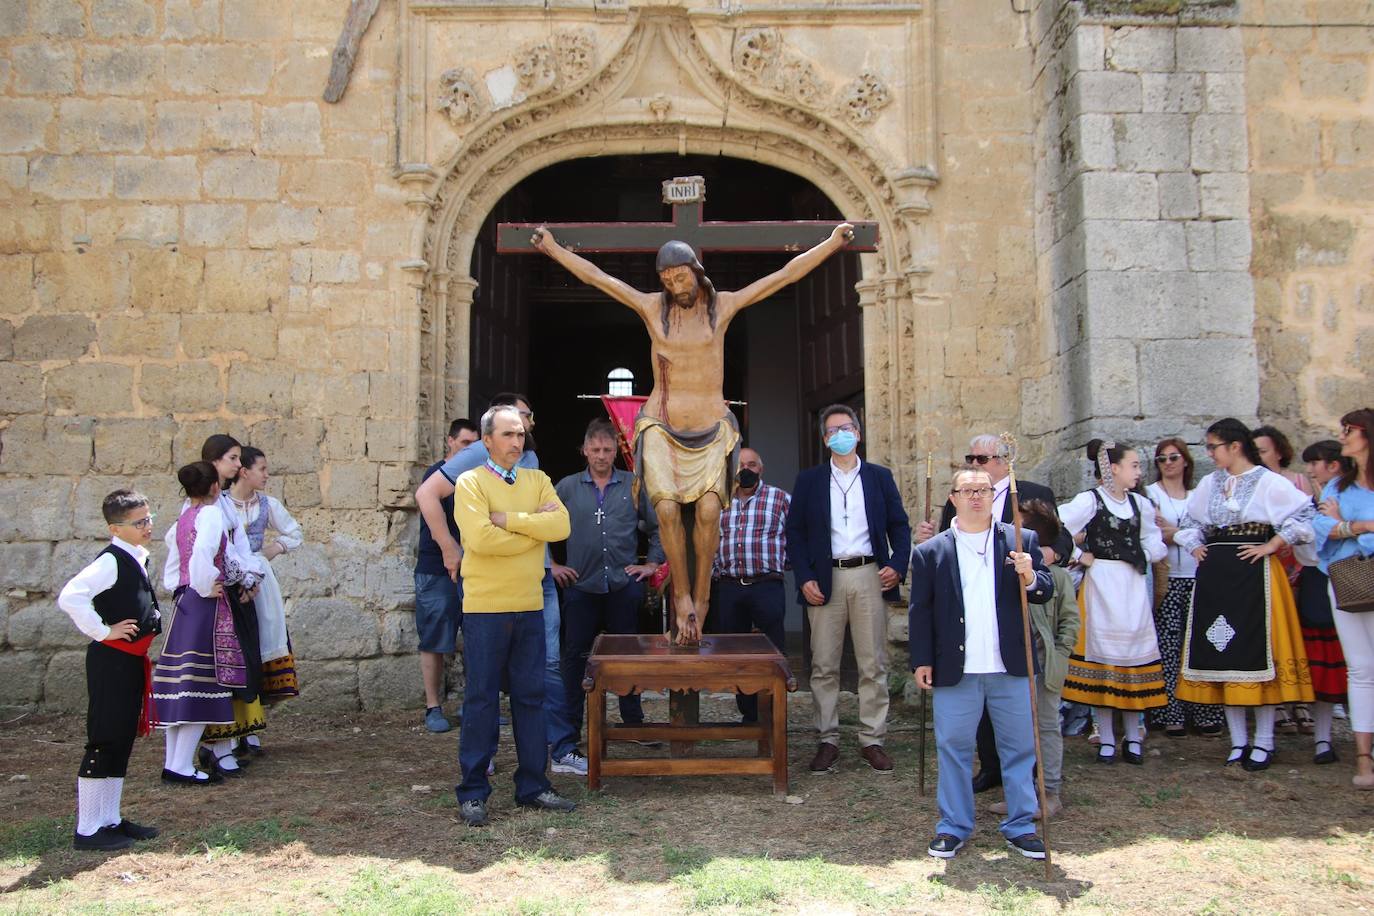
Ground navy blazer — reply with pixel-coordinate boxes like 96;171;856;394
907;522;1054;687
786;460;912;605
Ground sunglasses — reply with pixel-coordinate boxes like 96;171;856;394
964;454;997;465
1155;454;1184;464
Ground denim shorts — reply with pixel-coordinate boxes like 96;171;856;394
414;571;462;653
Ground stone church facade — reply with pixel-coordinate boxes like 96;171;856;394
1;0;1369;710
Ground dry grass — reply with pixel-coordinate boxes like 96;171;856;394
3;693;1373;914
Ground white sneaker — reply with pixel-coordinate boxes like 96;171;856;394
551;752;588;776
1335;704;1348;720
486;759;496;777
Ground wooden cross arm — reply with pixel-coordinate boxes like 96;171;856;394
496;219;879;255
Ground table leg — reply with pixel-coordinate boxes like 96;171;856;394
757;689;772;757
587;684;604;791
669;689;699;757
771;677;788;797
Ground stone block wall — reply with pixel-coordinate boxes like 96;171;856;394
1029;0;1261;493
0;0;425;712
1242;0;1374;442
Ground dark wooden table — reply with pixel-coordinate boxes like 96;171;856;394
581;633;798;796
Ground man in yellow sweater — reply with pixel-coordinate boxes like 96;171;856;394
453;405;575;826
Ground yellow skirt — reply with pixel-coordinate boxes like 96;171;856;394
261;652;300;703
1061;588;1168;710
203;698;266;740
1176;556;1314;707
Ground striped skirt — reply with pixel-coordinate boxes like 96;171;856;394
1061;588;1168;711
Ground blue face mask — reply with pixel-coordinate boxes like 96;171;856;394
826;430;858;456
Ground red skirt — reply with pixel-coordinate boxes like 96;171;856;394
1301;625;1348;704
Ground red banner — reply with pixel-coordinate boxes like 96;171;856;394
599;395;647;470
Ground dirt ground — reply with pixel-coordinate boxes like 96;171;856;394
3;692;1374;915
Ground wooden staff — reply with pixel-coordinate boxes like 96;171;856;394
918;426;939;797
1000;432;1053;879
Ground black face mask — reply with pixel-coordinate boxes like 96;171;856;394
736;468;760;489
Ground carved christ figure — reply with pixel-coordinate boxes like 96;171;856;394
532;223;853;644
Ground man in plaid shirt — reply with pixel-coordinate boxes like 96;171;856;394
711;447;791;723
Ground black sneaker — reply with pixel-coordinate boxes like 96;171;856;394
1007;833;1046;860
927;833;965;859
516;790;577;813
73;825;134;852
459;799;489;827
116;819;159;841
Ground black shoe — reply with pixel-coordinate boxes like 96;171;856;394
161;767;222;786
1224;745;1248;767
234;738;266;758
199;746;248;778
1007;833;1047;860
927;833;966;859
73;825;134;851
1096;743;1117;765
1241;746;1274;772
1314;740;1339;765
516;790;577;813
459;799;488;827
971;770;1002;793
1122;739;1144;765
1199;724;1224;737
116;818;159;841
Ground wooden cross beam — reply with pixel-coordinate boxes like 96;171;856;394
496;175;879;256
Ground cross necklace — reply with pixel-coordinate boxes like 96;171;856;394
831;468;861;525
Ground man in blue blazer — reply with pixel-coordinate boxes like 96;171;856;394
787;404;911;774
909;468;1054;860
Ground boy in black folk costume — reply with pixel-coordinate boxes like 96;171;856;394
57;490;164;851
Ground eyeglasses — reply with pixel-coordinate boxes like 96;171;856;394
1155;454;1184;464
518;410;534;422
964;454;999;465
952;487;994;499
119;514;156;530
824;423;858;437
1341;424;1359;437
1203;442;1227;453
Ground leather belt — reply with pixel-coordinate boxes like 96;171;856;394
716;573;784;586
832;555;876;569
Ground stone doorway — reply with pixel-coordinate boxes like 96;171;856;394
465;152;864;676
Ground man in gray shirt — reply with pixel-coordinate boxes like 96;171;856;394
553;419;664;739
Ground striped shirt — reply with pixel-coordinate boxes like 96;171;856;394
713;483;791;578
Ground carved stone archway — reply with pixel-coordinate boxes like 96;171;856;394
402;8;937;485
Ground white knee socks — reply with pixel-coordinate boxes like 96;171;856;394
75;777;117;836
1253;704;1277;752
208;738;240;771
1314;701;1335;745
166;724;207;776
1094;707;1117;756
1224;706;1248;747
1122;713;1142;747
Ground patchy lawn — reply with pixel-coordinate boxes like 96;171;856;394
3;693;1373;914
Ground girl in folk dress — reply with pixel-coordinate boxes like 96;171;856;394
1254;424;1315;734
152;463;258;785
195;435;269;775
227;446;304;755
1059;440;1169;765
1145;438;1224;737
1174;419;1316;772
1297;439;1351;766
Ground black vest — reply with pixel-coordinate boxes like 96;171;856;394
90;545;161;638
1084;490;1148;575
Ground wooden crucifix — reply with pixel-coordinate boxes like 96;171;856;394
499;175;878;649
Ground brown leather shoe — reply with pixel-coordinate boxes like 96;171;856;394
860;744;894;772
809;743;840;773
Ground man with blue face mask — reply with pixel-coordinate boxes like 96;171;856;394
786;405;912;773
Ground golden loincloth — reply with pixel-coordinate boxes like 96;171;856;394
633;413;740;507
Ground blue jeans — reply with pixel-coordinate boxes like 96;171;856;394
457;611;551;803
933;672;1038;841
712;578;786;721
561;581;646;737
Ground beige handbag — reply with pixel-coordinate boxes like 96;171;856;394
1329;553;1374;613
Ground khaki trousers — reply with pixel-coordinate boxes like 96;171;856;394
808;564;889;747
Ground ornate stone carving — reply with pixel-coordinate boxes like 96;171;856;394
841;70;892;126
436;68;485;125
731;28;892;127
514;30;596;99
